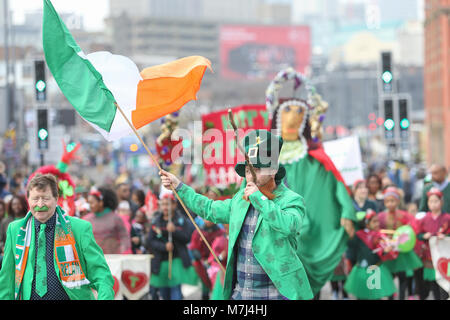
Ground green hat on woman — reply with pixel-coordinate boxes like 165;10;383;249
234;129;286;182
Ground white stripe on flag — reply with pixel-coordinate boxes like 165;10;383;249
64;245;75;262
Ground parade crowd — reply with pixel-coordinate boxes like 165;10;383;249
0;159;448;300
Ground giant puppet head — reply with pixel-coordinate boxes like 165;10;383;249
28;141;81;216
265;67;329;164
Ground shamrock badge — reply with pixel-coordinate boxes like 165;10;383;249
59;180;74;199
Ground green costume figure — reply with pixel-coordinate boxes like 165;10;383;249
265;68;356;296
0;173;114;300
160;130;313;300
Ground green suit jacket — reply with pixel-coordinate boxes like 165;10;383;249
177;182;313;300
0;214;115;300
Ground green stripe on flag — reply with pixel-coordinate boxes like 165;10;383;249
42;0;117;132
56;246;67;262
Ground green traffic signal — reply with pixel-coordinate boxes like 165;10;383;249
36;80;46;92
400;118;410;129
382;71;393;84
384;119;395;131
38;128;49;141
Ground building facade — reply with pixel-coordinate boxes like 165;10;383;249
424;0;450;166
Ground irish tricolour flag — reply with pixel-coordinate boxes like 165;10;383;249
43;0;211;141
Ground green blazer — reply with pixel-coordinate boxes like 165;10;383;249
0;214;115;300
177;182;313;300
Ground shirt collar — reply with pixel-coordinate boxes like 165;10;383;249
433;179;449;191
34;212;56;231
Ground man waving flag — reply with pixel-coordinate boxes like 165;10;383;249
42;0;211;141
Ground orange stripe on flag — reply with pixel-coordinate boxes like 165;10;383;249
132;56;212;129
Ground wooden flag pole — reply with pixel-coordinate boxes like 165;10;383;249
114;103;226;275
228;109;257;182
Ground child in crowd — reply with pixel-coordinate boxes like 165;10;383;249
131;209;149;254
117;200;132;234
378;187;423;299
352;180;378;230
415;187;450;300
344;210;398;300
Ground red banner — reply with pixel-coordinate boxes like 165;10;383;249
201;105;270;186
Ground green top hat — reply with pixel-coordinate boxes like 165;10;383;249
234;129;286;182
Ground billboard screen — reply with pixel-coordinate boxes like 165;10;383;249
220;25;311;80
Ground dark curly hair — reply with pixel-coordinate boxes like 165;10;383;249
132;189;146;207
91;186;118;211
8;195;29;218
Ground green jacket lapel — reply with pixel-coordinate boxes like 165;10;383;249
228;190;250;251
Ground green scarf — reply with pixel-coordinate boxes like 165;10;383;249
14;206;89;299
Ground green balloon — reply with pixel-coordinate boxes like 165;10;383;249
393;225;416;253
356;211;366;221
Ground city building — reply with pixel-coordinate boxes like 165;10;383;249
424;0;450;167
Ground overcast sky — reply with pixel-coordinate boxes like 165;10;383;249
10;0;109;31
9;0;424;31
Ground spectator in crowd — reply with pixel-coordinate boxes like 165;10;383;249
351;179;378;229
0;199;6;268
415;187;450;300
9;172;26;196
147;194;195;300
412;166;427;205
407;202;418;217
74;186;90;218
117;200;132;234
366;174;384;212
381;176;394;190
419;164;450;214
0;195;28;254
131;210;149;254
116;183;139;219
0;199;6;223
400;167;414;204
132;189;146;211
83;187;132;254
0;162;11;200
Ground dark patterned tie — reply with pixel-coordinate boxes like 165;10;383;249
36;223;47;297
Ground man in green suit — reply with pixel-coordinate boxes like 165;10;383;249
160;130;313;300
0;173;114;300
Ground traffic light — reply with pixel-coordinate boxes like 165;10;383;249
37;109;49;149
398;98;410;147
381;52;392;93
398;98;409;130
34;60;46;101
383;98;395;140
